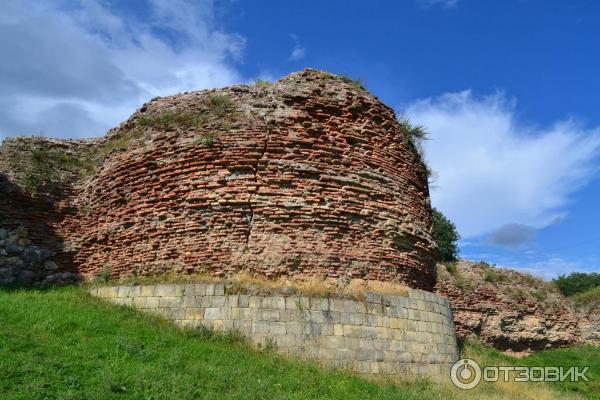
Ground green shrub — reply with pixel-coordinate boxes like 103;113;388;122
483;269;506;283
397;118;433;179
432;208;460;263
552;272;600;296
571;286;600;306
483;271;496;283
399;118;428;141
445;263;458;275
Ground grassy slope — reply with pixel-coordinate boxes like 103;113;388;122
0;286;597;400
464;340;599;399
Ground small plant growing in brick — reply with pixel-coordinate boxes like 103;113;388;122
194;132;217;147
96;263;113;283
339;74;366;91
205;94;236;119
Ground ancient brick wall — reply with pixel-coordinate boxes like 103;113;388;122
75;69;436;289
0;69;436;290
91;283;459;378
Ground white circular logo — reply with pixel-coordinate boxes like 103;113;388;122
450;358;482;390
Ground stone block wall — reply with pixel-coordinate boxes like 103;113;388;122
90;283;458;379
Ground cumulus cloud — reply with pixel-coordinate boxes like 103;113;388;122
405;90;600;239
288;34;306;61
0;0;244;141
490;223;536;248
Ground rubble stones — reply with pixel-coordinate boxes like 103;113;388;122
434;261;597;353
0;226;78;286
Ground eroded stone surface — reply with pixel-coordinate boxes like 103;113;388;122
434;261;597;353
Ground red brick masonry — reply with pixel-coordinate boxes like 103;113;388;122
0;69;436;290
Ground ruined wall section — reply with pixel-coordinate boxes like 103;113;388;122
0;137;95;276
74;70;436;290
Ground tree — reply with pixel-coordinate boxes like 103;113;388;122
552;272;600;296
431;208;460;263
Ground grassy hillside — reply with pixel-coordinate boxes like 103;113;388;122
0;286;597;400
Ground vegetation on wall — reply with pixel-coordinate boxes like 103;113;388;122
5;143;89;194
339;74;366;91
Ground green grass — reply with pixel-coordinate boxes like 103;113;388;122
0;286;596;400
464;339;600;399
0;286;431;400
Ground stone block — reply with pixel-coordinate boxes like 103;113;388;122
342;325;362;338
227;295;239;307
252;321;270;334
185;308;204;320
140;285;155;297
263;296;286;309
111;297;132;306
210;296;226;307
193;284;207;296
238;295;250;308
159;297;181;308
259;309;280;321
204;308;223;320
333;324;344;336
163;308;185;320
269;322;287;335
155;284;181;297
117;286;130;298
97;286;118;298
205;284;215;296
214;284;225;296
286;322;303;335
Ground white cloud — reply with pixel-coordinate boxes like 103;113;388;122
507;257;594;280
406;90;600;239
0;0;244;141
417;0;459;9
288;34;306;61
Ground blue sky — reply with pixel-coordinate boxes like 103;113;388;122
1;0;599;278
